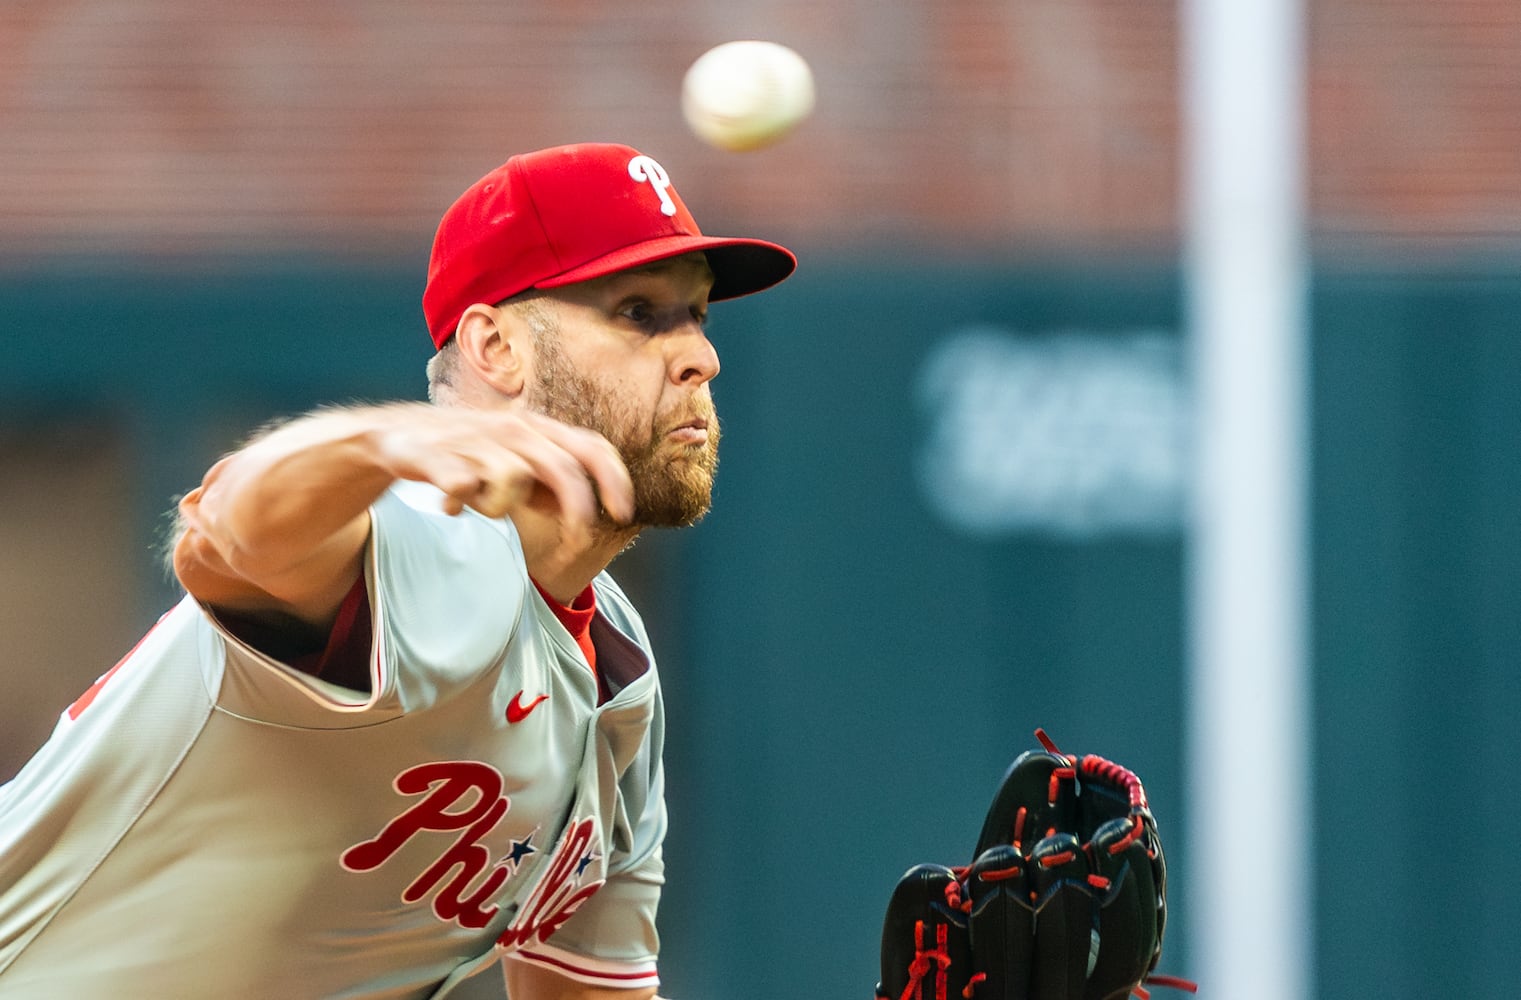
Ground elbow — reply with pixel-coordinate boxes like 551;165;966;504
171;494;237;595
172;474;261;593
175;460;265;578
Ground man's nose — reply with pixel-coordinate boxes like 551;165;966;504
671;327;720;385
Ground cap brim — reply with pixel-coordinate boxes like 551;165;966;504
535;234;796;302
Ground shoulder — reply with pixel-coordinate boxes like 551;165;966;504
371;481;523;555
368;481;531;654
590;572;649;647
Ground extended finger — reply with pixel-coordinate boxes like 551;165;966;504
460;451;537;519
466;439;597;529
375;435;491;515
516;412;635;524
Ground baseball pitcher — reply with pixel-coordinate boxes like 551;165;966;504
0;143;796;999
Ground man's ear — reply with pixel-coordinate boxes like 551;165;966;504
454;303;529;398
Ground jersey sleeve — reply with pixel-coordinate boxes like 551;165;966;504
513;766;667;989
367;485;532;710
206;484;532;725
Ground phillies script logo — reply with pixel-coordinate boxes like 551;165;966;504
496;815;601;950
340;761;602;940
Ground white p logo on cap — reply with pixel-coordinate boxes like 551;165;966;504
627;155;678;217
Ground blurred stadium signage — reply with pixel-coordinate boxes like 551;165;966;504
915;327;1190;539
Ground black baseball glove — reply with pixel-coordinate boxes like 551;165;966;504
874;731;1193;1000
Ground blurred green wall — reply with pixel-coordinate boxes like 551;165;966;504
1311;271;1521;1000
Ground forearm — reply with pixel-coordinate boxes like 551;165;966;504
175;404;420;613
174;399;633;624
187;406;411;570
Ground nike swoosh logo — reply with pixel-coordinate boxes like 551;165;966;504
506;691;550;724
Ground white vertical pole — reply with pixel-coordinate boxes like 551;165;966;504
1181;0;1311;998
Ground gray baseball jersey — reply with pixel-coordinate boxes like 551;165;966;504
0;481;667;998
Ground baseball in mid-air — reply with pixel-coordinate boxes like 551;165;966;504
681;41;816;152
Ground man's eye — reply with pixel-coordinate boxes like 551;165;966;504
622;302;653;324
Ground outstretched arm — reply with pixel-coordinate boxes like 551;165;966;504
173;401;633;631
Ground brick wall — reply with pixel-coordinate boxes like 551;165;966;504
1310;0;1521;246
1;0;1518;260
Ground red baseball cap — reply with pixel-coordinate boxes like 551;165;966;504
423;142;798;348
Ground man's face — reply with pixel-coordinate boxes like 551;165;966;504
522;254;722;528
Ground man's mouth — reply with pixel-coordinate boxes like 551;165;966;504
666;417;709;444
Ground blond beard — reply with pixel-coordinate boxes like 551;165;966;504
525;326;720;528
